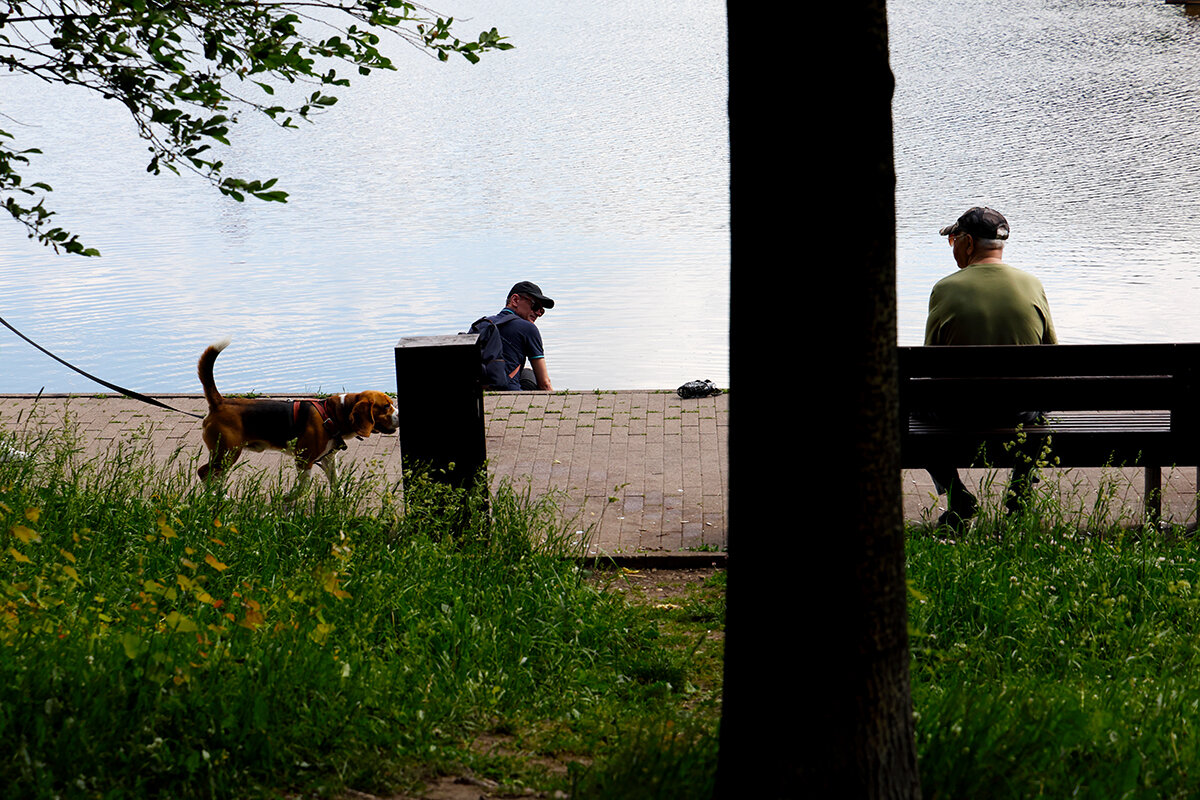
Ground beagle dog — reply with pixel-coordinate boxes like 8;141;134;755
197;339;398;496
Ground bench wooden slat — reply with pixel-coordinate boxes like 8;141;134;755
907;411;1172;434
904;376;1179;412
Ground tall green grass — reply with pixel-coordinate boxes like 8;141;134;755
910;472;1200;799
0;415;720;799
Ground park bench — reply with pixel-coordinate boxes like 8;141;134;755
898;343;1200;524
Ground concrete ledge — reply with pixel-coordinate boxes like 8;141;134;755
580;552;727;569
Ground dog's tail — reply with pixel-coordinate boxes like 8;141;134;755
198;338;232;410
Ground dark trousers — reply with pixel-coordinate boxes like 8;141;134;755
923;410;1044;510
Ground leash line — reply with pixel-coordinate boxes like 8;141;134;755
0;315;204;419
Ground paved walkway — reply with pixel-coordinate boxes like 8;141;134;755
0;391;1193;561
0;392;730;562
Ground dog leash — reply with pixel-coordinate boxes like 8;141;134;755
0;315;205;419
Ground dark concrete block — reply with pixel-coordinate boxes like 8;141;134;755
395;334;485;490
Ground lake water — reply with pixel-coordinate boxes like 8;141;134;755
0;0;729;394
891;0;1200;346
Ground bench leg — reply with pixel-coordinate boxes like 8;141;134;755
1145;467;1162;525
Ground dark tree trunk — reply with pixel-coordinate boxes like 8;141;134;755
718;2;921;798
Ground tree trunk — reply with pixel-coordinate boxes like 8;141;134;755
717;2;921;797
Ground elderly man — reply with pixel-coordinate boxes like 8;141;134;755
924;206;1057;529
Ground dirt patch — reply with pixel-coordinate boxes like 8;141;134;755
344;777;549;800
347;774;561;800
586;566;723;605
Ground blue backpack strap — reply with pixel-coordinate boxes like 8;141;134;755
469;312;518;332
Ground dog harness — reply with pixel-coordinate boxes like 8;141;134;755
292;398;348;458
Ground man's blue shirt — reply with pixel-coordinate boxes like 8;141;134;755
497;308;545;390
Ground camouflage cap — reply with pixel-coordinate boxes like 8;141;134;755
939;206;1010;240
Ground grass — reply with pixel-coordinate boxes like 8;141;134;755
569;569;724;799
909;468;1200;799
0;416;723;799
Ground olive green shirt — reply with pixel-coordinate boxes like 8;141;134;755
924;262;1057;346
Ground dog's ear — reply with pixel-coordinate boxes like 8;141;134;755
350;397;376;437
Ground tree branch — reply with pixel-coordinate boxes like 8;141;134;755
0;0;511;254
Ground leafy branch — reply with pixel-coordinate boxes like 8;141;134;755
0;0;511;255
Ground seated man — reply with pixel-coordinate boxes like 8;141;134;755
493;281;555;391
925;206;1057;529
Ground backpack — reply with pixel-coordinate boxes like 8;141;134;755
467;312;519;389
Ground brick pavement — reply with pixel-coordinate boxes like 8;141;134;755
0;391;1191;556
0;391;730;561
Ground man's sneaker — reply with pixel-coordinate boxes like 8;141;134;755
937;495;978;533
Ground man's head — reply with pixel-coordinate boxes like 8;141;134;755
506;281;555;323
940;206;1009;268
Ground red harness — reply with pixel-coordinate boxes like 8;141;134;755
292;398;348;456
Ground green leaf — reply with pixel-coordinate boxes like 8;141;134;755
122;632;146;659
165;611;198;633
